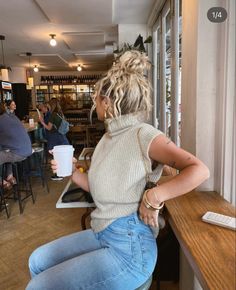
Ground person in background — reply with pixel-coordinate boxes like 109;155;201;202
26;51;210;290
5;99;16;115
0;103;32;189
38;102;51;141
39;98;69;181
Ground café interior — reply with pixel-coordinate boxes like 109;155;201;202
0;1;235;290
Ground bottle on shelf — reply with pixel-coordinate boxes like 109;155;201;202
40;74;102;85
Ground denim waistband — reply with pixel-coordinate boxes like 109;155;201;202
126;212;141;225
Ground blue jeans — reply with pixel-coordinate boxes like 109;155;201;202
26;213;157;290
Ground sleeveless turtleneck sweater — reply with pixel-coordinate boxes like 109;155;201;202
88;113;163;232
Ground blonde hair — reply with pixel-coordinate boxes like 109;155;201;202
94;50;152;119
49;98;63;115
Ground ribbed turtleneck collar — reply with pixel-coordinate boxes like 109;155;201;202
104;113;141;137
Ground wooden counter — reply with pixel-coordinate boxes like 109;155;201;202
165;191;236;290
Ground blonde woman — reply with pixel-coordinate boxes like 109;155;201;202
26;51;209;290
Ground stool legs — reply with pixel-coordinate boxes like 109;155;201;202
1;161;35;216
0;188;10;218
1;165;10;218
35;152;49;193
17;160;35;205
28;149;49;193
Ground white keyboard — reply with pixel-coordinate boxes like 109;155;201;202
202;211;236;230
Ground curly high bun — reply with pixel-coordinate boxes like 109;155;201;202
118;50;151;74
94;50;152;119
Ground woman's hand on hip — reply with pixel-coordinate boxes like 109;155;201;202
138;201;159;228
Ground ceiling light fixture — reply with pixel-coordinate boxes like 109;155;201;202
33;65;39;72
77;64;82;71
49;34;57;47
26;52;34;89
0;35;10;81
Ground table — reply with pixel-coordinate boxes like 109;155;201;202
22;122;38;132
56;179;95;229
56;179;95;209
165;191;236;290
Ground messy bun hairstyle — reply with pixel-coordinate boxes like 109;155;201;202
94;50;152;119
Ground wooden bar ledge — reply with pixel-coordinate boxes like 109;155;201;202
165;191;236;290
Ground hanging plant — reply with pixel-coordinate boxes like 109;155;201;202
114;34;152;57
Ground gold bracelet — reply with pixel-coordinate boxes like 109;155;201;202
143;195;157;211
143;190;164;210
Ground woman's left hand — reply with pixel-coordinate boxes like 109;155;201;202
138;200;159;227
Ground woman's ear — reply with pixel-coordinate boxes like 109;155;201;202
102;96;111;110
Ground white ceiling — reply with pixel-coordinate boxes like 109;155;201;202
0;0;156;72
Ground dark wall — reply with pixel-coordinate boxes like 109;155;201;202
12;83;30;120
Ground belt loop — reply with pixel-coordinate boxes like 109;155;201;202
133;212;140;224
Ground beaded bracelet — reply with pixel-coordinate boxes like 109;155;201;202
143;190;164;211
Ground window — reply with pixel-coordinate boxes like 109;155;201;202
152;0;182;145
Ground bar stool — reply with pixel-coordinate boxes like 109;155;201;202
32;139;48;165
28;147;49;193
0;186;10;218
1;159;35;216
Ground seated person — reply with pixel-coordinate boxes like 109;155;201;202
26;51;209;290
5;99;16;115
0;103;32;188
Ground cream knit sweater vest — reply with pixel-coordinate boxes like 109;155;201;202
88;113;163;232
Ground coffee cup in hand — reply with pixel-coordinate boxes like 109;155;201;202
52;145;75;177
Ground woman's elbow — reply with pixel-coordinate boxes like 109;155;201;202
200;163;210;181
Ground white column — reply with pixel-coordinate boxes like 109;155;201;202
181;0;226;191
180;0;233;288
214;0;236;204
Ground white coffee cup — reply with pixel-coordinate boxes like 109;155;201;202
52;145;75;177
29;118;34;127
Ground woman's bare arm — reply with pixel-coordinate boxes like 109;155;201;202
148;134;210;203
139;134;209;227
39;116;53;131
71;170;90;192
51;159;90;192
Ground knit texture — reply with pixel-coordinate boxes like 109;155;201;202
88;113;163;232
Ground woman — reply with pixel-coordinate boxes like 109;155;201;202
26;51;209;290
5;99;16;115
38;102;51;141
39;98;69;180
0;103;32;188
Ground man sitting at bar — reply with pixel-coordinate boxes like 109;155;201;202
0;103;32;189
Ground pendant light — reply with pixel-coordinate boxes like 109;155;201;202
26;52;34;89
33;65;39;72
49;34;57;46
77;64;82;71
0;35;10;81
